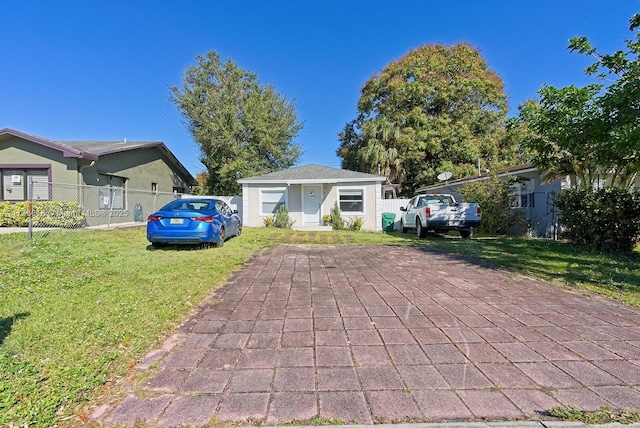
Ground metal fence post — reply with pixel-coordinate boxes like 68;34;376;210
28;177;33;240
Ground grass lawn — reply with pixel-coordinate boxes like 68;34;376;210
0;226;638;427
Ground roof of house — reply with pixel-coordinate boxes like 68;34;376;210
0;128;196;185
415;163;537;193
238;163;387;185
63;140;164;156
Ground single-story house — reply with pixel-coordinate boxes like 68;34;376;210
0;128;196;225
0;128;196;196
415;163;564;238
238;164;387;231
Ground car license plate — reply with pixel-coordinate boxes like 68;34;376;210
448;220;460;226
170;218;184;225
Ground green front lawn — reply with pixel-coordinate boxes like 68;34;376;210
0;227;638;427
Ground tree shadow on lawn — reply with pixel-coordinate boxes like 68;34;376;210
0;312;29;345
408;236;640;300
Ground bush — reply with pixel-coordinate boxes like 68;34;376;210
555;187;640;253
347;216;364;231
458;176;524;235
329;202;344;230
33;201;85;228
0;202;28;226
263;216;274;227
273;204;294;229
0;201;85;228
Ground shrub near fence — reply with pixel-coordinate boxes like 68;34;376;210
1;181;185;233
555;187;640;253
0;201;85;228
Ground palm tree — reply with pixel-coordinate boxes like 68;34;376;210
359;117;406;184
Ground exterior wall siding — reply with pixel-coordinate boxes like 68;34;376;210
0;137;80;186
287;185;303;226
81;150;192;193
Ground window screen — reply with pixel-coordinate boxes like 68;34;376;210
339;189;364;212
261;189;285;214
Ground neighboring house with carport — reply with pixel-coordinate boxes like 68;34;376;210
415;163;565;238
238;164;386;231
0;128;196;226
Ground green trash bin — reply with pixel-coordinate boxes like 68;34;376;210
382;212;396;232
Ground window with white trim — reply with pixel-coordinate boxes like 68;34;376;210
261;188;286;215
520;193;535;208
510;181;534;208
339;188;364;213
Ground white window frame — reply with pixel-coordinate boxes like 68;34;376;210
259;187;288;216
509;183;523;208
338;186;365;214
510;180;534;209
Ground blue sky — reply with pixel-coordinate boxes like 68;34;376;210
2;1;638;176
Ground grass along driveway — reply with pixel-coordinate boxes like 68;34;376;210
0;227;638;426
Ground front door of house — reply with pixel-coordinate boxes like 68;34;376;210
302;185;321;225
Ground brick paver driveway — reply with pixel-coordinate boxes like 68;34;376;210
96;244;640;426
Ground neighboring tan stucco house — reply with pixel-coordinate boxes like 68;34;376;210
238;164;386;231
0;128;196;225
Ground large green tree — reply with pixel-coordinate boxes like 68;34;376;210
518;14;640;253
171;51;303;195
518;14;640;190
338;43;518;194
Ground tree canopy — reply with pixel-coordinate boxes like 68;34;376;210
518;14;640;190
338;43;519;194
170;51;303;195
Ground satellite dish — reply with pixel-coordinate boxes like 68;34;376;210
437;171;453;181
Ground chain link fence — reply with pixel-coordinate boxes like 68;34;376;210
0;180;186;238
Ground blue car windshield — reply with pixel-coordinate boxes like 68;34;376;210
162;200;214;211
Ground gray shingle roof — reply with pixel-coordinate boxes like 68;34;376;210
62;140;162;156
238;164;386;184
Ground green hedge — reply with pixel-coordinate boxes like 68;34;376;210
459;176;525;235
555;188;640;253
0;201;86;228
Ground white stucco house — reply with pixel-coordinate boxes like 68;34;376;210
237;164;386;231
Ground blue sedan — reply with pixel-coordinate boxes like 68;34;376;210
146;198;241;248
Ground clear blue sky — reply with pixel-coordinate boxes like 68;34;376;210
2;1;638;176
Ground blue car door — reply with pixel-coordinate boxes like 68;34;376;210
216;201;237;234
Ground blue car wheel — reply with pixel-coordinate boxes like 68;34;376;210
216;226;226;248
